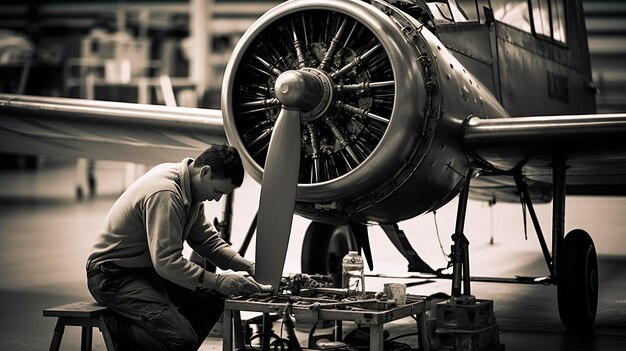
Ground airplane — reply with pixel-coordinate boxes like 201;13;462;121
1;0;626;333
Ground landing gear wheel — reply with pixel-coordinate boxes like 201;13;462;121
301;222;357;286
557;229;598;331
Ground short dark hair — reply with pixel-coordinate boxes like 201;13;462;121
194;144;245;187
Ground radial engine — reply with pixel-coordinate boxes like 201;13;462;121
222;0;508;223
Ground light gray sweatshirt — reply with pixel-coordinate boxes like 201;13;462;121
87;158;249;291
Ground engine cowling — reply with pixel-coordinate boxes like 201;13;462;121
222;0;507;223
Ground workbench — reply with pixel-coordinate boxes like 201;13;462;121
222;294;431;351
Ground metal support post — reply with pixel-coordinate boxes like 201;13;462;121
334;320;343;342
190;0;208;103
233;312;245;350
451;169;474;297
462;236;471;296
514;174;553;274
222;309;232;351
219;191;235;243
371;324;384;350
551;161;567;280
262;313;271;350
238;213;258;256
418;308;431;351
80;325;93;351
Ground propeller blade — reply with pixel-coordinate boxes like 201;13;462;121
255;107;301;293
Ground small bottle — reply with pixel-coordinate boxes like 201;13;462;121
342;251;365;292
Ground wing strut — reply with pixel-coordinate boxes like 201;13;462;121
551;160;567;280
513;173;553;273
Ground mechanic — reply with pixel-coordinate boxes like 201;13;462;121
86;144;271;350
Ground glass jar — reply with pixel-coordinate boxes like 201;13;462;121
342;251;365;292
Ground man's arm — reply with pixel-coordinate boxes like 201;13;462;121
186;206;254;274
144;191;268;294
144;191;217;290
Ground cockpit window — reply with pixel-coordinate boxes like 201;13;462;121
448;0;469;22
550;0;567;43
490;0;567;43
427;1;469;23
531;0;567;43
492;0;532;33
425;0;566;44
456;0;490;22
429;2;454;22
532;0;551;37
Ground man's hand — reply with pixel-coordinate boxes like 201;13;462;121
244;263;273;293
247;262;255;276
214;274;272;296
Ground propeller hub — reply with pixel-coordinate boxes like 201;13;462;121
274;69;333;121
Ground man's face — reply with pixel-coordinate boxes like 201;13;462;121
194;166;236;203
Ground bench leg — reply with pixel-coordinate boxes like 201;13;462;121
81;326;93;351
370;324;384;351
233;310;246;350
98;316;117;351
418;311;431;351
49;319;65;351
222;309;232;351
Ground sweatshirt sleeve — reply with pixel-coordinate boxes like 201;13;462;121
143;190;210;290
186;205;253;272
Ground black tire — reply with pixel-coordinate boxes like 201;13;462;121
301;222;357;286
556;229;598;331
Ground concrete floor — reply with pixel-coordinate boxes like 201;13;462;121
0;157;625;350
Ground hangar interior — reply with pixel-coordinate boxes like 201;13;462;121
0;1;625;350
0;1;624;111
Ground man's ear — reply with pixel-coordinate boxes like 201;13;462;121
200;165;212;179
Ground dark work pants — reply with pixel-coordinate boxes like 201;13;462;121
87;263;224;351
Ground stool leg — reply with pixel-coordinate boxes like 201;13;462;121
81;326;93;351
49;319;65;351
98;316;117;351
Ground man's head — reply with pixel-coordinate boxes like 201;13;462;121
190;144;244;202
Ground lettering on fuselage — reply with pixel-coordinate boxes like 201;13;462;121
547;71;569;104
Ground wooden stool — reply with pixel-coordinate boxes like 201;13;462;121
43;301;116;351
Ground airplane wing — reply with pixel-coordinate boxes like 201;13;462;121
0;94;226;164
463;113;626;197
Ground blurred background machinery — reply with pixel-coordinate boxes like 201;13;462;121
0;0;281;192
584;0;626;113
0;0;281;108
